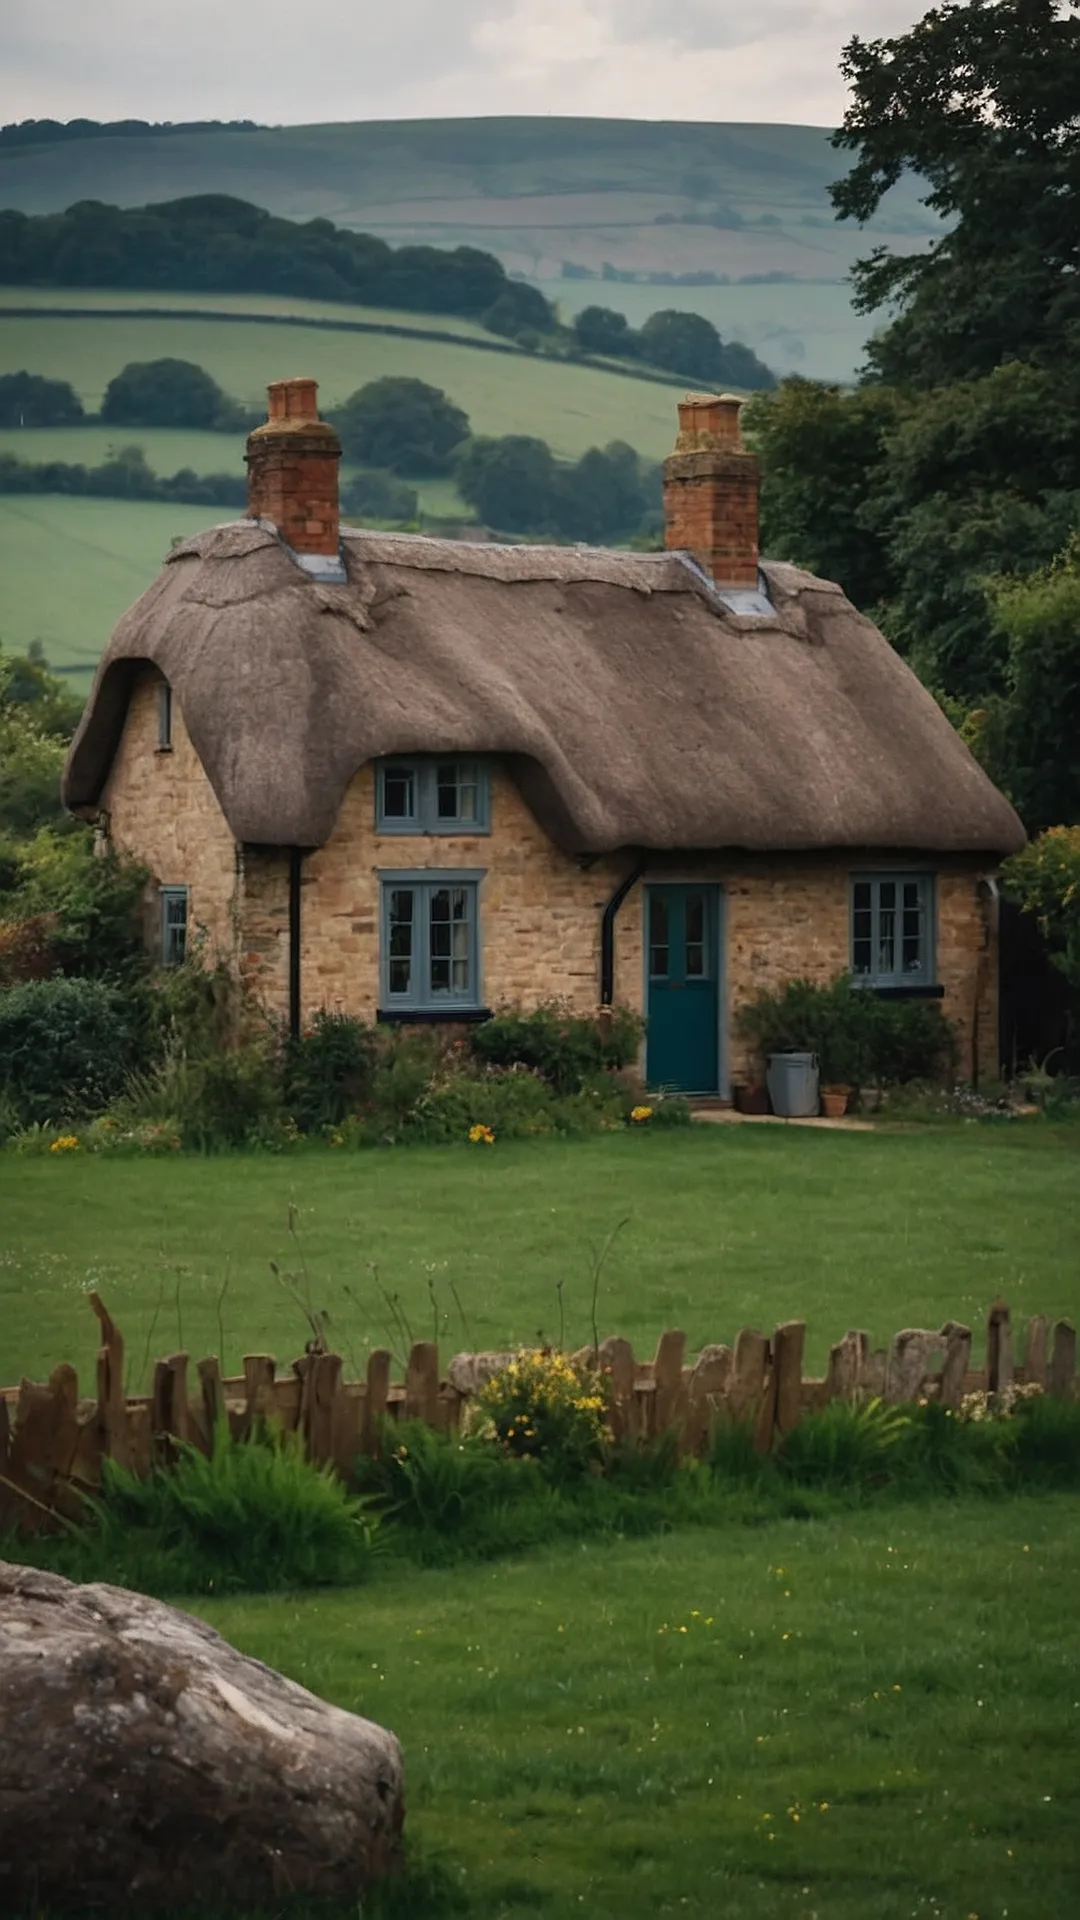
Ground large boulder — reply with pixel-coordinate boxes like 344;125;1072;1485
0;1560;403;1914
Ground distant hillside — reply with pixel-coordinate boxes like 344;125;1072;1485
0;117;938;381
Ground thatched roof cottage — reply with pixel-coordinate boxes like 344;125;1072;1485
63;379;1024;1093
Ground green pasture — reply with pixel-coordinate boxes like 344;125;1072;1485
195;1495;1080;1918
2;1124;1077;1393
0;309;684;457
0;493;215;675
0;284;491;339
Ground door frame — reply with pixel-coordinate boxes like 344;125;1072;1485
642;880;727;1097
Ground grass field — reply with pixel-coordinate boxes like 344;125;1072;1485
3;1125;1077;1393
0;493;219;674
0;309;684;455
0;284;493;339
193;1494;1080;1918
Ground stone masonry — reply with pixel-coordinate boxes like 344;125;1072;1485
99;670;1000;1088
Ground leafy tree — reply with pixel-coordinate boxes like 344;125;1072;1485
832;0;1080;387
743;379;901;611
101;358;238;430
340;468;418;523
638;310;775;389
984;536;1080;831
573;307;638;358
550;442;655;544
483;282;554;339
334;378;469;476
1003;827;1080;992
638;309;726;383
456;435;557;531
0;371;84;427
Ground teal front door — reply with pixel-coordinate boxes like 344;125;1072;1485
646;885;720;1093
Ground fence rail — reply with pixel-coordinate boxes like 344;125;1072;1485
1;1293;1075;1534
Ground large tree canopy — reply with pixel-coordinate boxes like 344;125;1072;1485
751;0;1080;835
831;0;1080;385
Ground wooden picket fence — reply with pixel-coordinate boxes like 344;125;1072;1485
1;1291;1075;1535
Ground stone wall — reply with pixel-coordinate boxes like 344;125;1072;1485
99;699;999;1086
99;670;241;968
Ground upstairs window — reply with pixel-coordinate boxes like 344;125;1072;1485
851;874;934;988
161;886;188;967
157;680;173;750
376;757;489;834
379;870;483;1012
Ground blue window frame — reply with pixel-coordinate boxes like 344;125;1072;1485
160;886;188;967
376;757;489;834
379;869;484;1012
851;873;934;987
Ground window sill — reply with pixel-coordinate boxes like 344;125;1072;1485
377;1006;492;1026
154;745;174;756
376;824;490;837
856;983;945;1001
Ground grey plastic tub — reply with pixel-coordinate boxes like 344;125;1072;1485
766;1051;820;1119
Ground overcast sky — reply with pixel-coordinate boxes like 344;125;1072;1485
2;1;930;129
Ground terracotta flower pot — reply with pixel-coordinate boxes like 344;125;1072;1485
820;1086;851;1119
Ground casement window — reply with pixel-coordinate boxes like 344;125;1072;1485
379;870;483;1014
850;874;935;989
157;680;173;750
376;757;489;834
160;886;188;967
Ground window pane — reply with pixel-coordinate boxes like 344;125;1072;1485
428;886;471;995
383;766;415;820
902;880;925;974
877;881;896;976
162;891;187;967
388;888;414;994
436;761;478;823
158;682;172;748
685;891;707;978
649;894;669;978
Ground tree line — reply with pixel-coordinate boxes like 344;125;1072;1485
0;194;776;386
0;367;661;544
0;118;260;147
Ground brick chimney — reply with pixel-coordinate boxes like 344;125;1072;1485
246;378;342;561
662;393;760;589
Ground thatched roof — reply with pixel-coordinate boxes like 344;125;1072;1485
63;521;1025;857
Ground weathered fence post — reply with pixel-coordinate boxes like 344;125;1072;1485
772;1322;806;1438
1049;1321;1077;1400
986;1300;1013;1396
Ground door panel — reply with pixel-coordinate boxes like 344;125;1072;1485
646;885;720;1093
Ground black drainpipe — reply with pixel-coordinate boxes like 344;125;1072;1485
288;848;303;1040
600;851;646;1007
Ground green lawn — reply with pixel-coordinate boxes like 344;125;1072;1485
195;1494;1080;1918
2;1125;1077;1393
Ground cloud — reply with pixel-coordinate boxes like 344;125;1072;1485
1;1;928;127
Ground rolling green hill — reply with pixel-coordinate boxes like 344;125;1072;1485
0;297;685;458
0;117;936;382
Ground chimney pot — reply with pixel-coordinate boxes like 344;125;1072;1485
246;377;341;558
663;390;759;589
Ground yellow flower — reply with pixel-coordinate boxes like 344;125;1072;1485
49;1135;80;1154
630;1104;653;1123
468;1123;496;1145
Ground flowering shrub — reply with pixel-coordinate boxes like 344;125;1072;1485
473;1348;612;1479
468;1123;495;1145
957;1381;1044;1423
48;1133;79;1153
630;1104;653;1124
1003;825;1080;990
